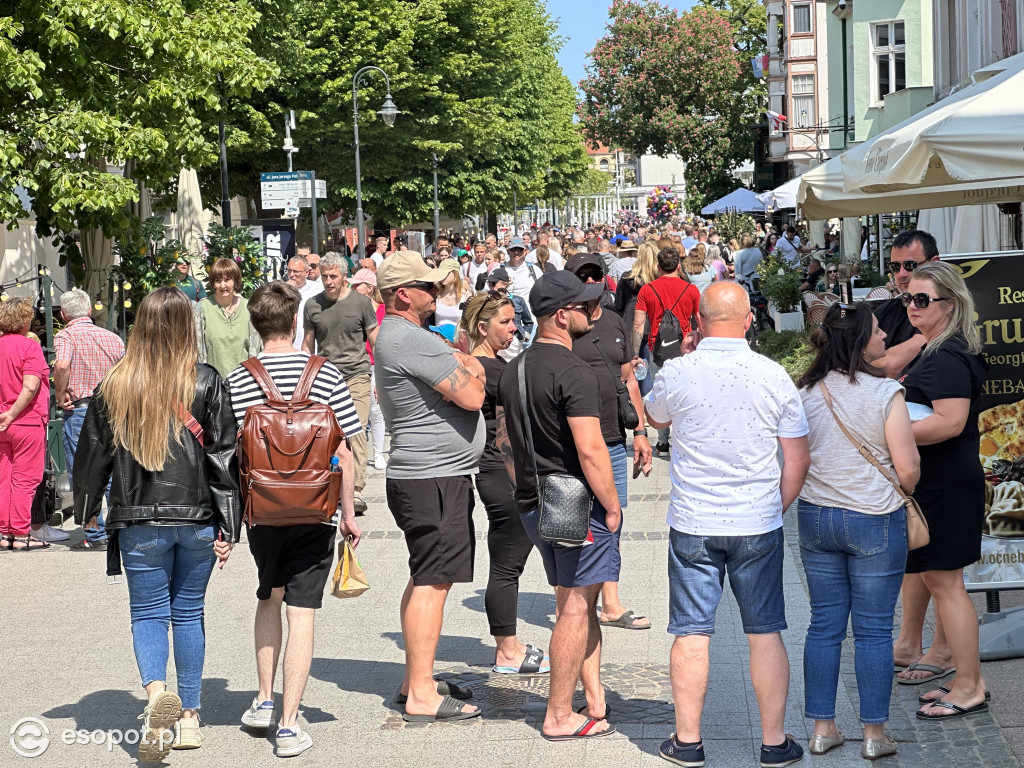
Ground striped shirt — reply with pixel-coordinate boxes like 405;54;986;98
225;352;362;437
54;317;125;401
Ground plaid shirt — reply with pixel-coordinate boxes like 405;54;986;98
54;318;125;401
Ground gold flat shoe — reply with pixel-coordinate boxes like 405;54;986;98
861;735;897;760
808;732;844;754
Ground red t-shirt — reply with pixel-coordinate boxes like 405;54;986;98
0;333;50;427
635;276;700;351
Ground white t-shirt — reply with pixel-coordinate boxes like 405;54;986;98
776;235;802;266
527;248;564;270
503;261;540;299
608;257;636;281
294;280;324;349
644;337;809;536
370;251;386;267
463;259;489;291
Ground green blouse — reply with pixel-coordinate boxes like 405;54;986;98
193;296;262;378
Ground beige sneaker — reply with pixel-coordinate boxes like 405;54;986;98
171;716;203;750
137;691;181;763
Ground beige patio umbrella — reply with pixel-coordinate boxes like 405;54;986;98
177;167;205;260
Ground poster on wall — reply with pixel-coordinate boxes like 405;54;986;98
947;252;1024;590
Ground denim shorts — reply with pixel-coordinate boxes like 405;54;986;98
522;498;621;588
608;441;628;510
668;527;787;636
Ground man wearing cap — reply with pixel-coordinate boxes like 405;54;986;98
374;252;487;723
303;252;377;514
503;236;540;300
486;268;534;361
495;271;621;741
607;239;638;281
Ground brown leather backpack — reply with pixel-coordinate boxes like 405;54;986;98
237;356;344;526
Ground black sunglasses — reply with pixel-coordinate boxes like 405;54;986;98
826;269;838;274
886;259;924;274
900;292;948;309
485;289;510;302
402;281;438;293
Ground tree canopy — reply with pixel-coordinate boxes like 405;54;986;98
578;0;764;210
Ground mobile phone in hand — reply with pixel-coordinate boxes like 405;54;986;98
633;461;643;479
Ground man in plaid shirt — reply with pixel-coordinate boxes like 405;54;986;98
53;288;125;550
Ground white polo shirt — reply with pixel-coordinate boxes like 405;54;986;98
776;235;802;267
644;337;808;536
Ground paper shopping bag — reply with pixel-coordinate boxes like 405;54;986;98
331;538;369;598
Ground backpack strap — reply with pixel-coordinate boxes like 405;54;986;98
176;403;205;445
241;357;284;401
293;355;328;401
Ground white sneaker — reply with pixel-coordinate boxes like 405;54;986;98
31;523;70;542
241;697;276;729
374;454;387;471
275;724;313;757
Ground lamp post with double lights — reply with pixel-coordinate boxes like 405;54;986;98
352;66;399;260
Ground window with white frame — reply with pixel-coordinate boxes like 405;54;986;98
872;21;906;103
791;74;815;129
792;3;812;33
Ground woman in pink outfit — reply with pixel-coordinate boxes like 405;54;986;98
0;297;51;550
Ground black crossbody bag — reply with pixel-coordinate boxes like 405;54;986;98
592;336;639;432
516;349;593;544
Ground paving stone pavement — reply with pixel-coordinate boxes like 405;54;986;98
2;448;1021;767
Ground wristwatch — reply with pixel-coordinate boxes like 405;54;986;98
632;428;649;437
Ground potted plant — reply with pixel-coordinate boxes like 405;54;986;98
757;250;804;331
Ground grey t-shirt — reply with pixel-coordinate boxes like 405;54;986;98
800;371;906;515
375;315;486;479
303;289;377;379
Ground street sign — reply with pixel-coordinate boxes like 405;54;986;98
260;171;327;210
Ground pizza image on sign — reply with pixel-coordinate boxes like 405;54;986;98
980;399;1024;537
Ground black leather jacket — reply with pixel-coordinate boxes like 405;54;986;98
73;364;241;575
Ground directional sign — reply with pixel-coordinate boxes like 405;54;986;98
260;171;327;210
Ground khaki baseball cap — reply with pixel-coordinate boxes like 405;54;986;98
377;251;449;291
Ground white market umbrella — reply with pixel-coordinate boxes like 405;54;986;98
917;207;958;254
841;52;1024;194
176;167;205;259
949;204;1002;253
756;176;801;210
700;187;767;215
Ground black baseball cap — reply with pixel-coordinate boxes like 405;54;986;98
564;252;604;277
486;267;510;284
529;271;605;317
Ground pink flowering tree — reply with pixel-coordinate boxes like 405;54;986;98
578;0;755;210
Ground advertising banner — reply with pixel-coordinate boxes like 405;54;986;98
947;252;1024;590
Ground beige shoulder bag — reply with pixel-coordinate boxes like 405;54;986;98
817;381;930;551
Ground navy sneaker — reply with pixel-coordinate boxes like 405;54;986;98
660;734;705;767
760;735;804;767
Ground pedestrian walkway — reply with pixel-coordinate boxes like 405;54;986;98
1;454;1020;767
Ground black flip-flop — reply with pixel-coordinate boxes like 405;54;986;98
493;645;549;674
916;699;989;720
575;702;611;720
918;686;991;705
395;679;472;706
599;610;651;630
542;717;616;741
401;694;481;723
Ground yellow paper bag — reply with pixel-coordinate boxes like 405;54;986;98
331;538;369;598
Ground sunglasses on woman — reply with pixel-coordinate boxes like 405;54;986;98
900;292;948;309
826;269;837;275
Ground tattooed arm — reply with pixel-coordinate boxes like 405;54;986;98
432;353;486;410
631;309;647;360
494;406;517;487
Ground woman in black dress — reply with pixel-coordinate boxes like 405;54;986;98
891;262;989;720
459;293;548;675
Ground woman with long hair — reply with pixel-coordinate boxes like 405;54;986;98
534;244;557;274
891;263;990;721
615;239;661;394
193;257;261;378
796;303;919;759
349;268;388;470
683;244;715;294
433;258;465;336
74;286;240;762
459;293;548;674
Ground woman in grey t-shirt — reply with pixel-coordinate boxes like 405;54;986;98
795;303;920;760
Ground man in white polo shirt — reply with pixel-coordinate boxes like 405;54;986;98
644;282;810;768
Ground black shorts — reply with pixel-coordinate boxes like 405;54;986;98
248;524;336;608
386;475;475;586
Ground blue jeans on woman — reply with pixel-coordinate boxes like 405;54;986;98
798;501;907;724
120;523;217;711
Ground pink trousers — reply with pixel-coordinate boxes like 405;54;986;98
0;423;46;537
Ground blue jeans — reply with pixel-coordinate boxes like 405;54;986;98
608;441;628;510
798;501;907;724
120;524;217;710
637;339;653;398
63;406;107;541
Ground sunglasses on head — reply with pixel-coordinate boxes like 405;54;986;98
900;292;948;309
886;259;924;274
485;288;509;301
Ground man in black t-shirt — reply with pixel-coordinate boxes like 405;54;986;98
874;230;941;378
567;253;652;630
496;271;620;742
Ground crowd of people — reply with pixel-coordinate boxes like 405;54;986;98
0;218;990;766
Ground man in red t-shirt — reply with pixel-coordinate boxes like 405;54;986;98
631;246;700;454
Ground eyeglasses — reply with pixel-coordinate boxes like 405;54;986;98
564;302;592;315
826;269;838;275
886;259;924;274
900;292;949;309
402;281;439;294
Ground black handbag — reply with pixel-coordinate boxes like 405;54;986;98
592;337;640;432
517;350;593;544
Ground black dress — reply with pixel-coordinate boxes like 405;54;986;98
901;334;988;573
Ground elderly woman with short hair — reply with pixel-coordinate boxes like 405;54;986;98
0;297;51;549
193;257;261;378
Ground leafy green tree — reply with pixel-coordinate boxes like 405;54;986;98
0;1;276;275
578;0;757;211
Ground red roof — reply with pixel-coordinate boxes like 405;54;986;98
587;142;617;155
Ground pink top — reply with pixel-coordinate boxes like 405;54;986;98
0;333;50;427
367;303;386;364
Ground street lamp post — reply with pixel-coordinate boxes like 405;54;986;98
352;66;399;259
432;153;441;241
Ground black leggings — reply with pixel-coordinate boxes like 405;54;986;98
475;468;535;637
